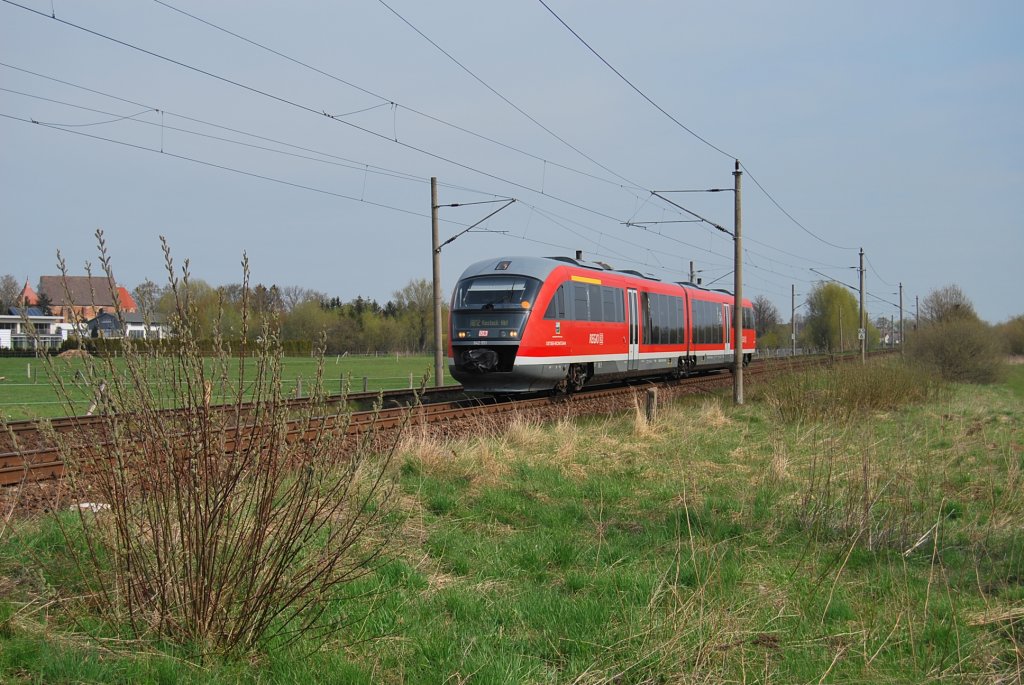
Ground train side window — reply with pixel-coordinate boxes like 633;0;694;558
649;294;659;343
692;301;701;344
641;293;654;344
678;297;685;344
657;294;668;344
588;284;604;322
572;283;590;321
670;296;681;344
601;286;622;323
694;299;718;345
544;285;566;320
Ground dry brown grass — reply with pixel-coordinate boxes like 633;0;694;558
696;399;732;429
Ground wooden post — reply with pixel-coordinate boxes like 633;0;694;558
645;388;658;423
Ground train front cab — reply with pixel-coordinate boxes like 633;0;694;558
447;269;549;392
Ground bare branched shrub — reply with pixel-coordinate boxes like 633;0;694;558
40;232;401;656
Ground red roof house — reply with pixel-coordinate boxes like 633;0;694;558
17;279;38;307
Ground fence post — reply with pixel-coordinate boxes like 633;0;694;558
409;372;414;389
363;376;368;393
646;388;658;423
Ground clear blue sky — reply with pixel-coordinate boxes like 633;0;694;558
2;1;1021;323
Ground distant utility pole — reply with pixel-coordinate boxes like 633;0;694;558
431;177;443;387
648;163;742;404
430;178;517;388
733;160;743;405
791;284;797;356
859;247;866;364
839;305;844;353
915;295;920;330
899;282;904;356
689;260;696;283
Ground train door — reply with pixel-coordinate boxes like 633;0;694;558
627;288;639;370
723;304;731;353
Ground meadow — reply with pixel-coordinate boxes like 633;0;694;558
0;354;450;420
0;362;1022;683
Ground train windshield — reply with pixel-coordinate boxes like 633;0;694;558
452;276;542;311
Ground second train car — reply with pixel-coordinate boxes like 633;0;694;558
448;255;755;393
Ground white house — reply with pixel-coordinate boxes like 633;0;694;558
0;309;64;351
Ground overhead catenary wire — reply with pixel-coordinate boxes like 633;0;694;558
536;0;858;253
536;0;734;161
3;93;823;303
149;0;645;195
739;164;856;250
0;111;440;223
4;104;804;302
4;65;763;281
0;108;707;279
2;79;731;278
1;4;858;305
1;83;437;187
864;254;896;287
1;64;510;199
374;0;647;193
0;0;632;229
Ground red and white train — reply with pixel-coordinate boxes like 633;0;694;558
448;255;755;393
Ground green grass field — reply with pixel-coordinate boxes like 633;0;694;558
0;354;452;421
1;364;1022;682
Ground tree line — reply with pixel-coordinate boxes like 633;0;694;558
137;277;446;355
752;281;1024;372
5;272;1022;359
0;272;445;356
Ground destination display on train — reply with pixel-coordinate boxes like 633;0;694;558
467;317;512;328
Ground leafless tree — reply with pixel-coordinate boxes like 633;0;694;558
0;274;20;311
920;284;979;324
281;284;325;312
751;295;780;338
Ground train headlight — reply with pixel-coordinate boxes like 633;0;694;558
521;300;530;309
510;330;518;338
457;331;467;338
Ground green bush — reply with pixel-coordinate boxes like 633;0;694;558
756;360;942;423
905;318;1007;384
998;315;1024;356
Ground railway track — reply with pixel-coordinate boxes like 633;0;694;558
0;353;864;488
0;384;468;486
